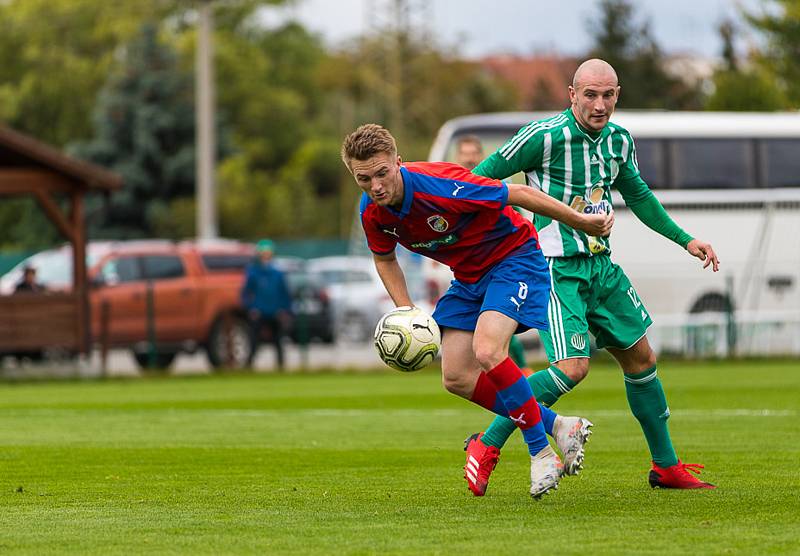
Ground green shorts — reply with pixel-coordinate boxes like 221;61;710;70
541;255;652;362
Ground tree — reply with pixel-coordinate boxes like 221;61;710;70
71;23;212;238
719;20;738;72
706;19;786;111
321;34;517;161
0;0;184;248
586;0;704;109
744;0;800;107
204;20;347;239
0;0;186;146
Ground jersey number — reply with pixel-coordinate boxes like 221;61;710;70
627;286;642;308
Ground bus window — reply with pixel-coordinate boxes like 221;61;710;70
634;139;668;189
671;139;756;189
762;139;800;188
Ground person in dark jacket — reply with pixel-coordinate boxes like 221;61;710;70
15;266;46;293
240;239;293;370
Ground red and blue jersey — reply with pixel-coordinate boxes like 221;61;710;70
360;161;538;283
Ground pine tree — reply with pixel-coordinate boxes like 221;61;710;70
72;23;204;238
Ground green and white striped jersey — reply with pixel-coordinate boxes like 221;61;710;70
474;108;647;258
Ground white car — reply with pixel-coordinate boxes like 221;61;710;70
306;256;394;342
0;242;116;295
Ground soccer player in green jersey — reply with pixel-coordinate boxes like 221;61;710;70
463;58;720;493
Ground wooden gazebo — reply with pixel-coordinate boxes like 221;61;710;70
0;125;121;356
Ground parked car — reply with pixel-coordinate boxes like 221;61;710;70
273;257;335;345
1;240;333;369
306;256;397;342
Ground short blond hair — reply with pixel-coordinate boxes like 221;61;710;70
341;124;397;170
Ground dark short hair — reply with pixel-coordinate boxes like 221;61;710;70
341;124;397;170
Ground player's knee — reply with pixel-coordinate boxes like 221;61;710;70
557;360;590;383
472;344;505;371
640;349;657;371
562;365;589;383
440;369;470;397
441;374;460;395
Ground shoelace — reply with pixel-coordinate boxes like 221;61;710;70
681;462;705;475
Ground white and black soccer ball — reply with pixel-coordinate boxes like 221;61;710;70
374;306;441;372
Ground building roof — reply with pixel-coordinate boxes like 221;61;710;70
478;55;578;110
0;124;122;191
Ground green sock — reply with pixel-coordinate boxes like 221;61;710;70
509;335;527;368
481;365;576;448
624;365;679;467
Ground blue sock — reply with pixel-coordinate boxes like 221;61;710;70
486;358;548;455
521;421;548;455
539;403;557;437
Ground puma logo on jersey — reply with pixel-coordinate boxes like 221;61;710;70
382;227;399;237
452;182;465;196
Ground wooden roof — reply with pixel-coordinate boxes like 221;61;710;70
0;124;122;192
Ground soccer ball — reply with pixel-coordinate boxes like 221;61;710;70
374;306;441;372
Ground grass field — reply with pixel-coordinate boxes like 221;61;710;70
1;359;799;555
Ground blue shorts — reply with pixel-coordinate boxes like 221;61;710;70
432;240;551;334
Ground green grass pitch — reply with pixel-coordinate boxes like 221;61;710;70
1;359;798;555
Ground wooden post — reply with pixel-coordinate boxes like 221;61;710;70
100;300;110;378
71;191;90;356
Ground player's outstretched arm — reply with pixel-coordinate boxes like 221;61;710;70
373;251;414;307
686;239;720;272
507;184;613;236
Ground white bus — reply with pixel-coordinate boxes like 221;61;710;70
427;111;800;356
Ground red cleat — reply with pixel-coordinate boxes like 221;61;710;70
649;461;716;489
463;433;500;496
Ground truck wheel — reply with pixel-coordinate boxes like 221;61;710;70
206;314;253;370
132;350;176;371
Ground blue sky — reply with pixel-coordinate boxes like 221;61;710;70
260;0;767;59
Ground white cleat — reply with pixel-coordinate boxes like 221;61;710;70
529;445;563;499
553;416;593;476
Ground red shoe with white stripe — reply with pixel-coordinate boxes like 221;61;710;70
649;461;716;489
463;433;500;496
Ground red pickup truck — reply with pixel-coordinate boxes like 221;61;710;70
89;239;257;369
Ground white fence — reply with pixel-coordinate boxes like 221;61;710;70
648;310;800;358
